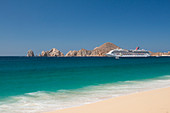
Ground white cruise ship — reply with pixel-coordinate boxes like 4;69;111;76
106;47;150;57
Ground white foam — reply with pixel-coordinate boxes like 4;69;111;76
1;75;170;113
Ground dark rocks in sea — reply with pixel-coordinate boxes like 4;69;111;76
27;50;34;57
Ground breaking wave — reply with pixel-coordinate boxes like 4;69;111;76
1;75;170;113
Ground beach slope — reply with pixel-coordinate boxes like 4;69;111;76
47;87;170;113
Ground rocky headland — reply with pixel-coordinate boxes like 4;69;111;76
27;42;170;57
65;42;121;57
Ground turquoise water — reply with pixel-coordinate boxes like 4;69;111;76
0;57;170;113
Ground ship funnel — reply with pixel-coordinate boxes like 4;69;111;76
136;47;139;50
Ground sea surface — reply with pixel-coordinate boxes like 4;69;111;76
0;57;170;113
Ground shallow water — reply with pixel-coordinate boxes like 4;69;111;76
0;57;170;113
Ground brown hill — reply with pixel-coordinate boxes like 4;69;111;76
92;42;121;56
94;42;120;51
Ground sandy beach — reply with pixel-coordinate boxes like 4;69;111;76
47;87;170;113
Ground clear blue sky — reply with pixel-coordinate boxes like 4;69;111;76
0;0;170;56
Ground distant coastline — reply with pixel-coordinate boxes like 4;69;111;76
27;42;170;57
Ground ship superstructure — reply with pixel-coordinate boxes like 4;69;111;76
106;47;150;57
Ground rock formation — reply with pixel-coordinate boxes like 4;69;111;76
41;51;50;57
65;42;121;57
65;50;78;56
65;49;92;57
49;48;64;56
76;49;91;56
27;50;34;57
40;48;64;57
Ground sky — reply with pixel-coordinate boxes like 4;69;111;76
0;0;170;56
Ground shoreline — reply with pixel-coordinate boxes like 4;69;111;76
47;87;170;113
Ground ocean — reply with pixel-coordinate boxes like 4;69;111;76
0;57;170;113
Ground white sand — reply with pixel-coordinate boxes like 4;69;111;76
47;87;170;113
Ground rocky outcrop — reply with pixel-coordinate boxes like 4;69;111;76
76;49;91;56
65;49;92;57
49;48;64;56
27;50;34;57
65;42;121;57
40;51;50;57
40;48;64;57
65;50;78;56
